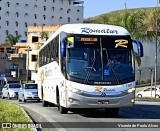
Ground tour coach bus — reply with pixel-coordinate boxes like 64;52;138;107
38;24;143;115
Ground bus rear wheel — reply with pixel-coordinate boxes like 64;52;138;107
42;99;49;107
42;88;49;107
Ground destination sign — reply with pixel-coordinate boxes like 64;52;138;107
80;38;98;42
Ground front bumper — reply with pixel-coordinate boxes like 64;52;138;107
66;91;135;108
24;94;40;100
10;92;18;98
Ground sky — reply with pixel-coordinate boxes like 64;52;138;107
83;0;159;18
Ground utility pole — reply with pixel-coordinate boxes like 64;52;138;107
25;46;32;83
155;0;159;97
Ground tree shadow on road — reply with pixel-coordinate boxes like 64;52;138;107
68;104;160;119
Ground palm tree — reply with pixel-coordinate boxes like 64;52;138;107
6;34;22;46
147;8;160;41
116;10;148;66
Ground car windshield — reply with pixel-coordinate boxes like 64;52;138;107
66;35;134;85
9;84;21;88
25;84;37;89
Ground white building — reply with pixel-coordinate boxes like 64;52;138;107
134;42;160;84
0;0;84;44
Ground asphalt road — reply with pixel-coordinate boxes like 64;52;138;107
3;99;160;131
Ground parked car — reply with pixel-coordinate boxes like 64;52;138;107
1;83;21;99
136;87;160;98
18;83;40;102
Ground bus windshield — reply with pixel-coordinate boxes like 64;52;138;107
66;35;134;85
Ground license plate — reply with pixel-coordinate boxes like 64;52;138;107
98;100;109;104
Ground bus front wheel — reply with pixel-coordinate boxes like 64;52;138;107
57;90;68;114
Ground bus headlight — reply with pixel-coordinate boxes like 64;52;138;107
127;88;135;93
69;87;85;94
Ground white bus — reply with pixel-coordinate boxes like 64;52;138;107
38;24;143;115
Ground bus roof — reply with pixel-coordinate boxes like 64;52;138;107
40;23;130;50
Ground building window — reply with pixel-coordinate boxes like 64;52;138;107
15;21;18;27
6;11;9;16
60;16;62;20
6;21;9;26
34;23;36;26
7;2;10;7
0;7;1;10
16;12;19;17
68;0;71;5
60;8;63;11
34;14;37;19
25;13;28;17
34;5;37;8
52;7;54;12
77;9;80;12
44;0;46;2
16;3;19;6
61;0;63;4
15;31;18;36
68;17;70;22
43;15;46;20
25;4;28;8
25;32;27;37
53;0;55;3
32;36;38;42
6;30;9;35
51;16;54;19
77;18;79;21
43;6;46;11
31;55;37;62
67;9;71;13
25;22;28;27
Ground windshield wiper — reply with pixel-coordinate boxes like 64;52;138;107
105;51;120;84
84;50;96;84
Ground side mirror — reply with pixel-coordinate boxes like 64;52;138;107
61;38;66;57
132;40;143;57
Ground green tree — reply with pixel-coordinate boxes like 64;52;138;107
147;8;160;41
40;31;49;41
119;10;147;40
6;34;22;46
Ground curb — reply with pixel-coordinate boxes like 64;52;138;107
20;106;38;131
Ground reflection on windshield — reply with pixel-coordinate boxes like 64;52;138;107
103;49;133;82
9;84;21;88
25;84;38;89
68;48;134;84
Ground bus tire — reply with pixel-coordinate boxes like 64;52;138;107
105;108;119;117
59;105;68;114
56;88;68;114
41;88;49;107
42;99;49;107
